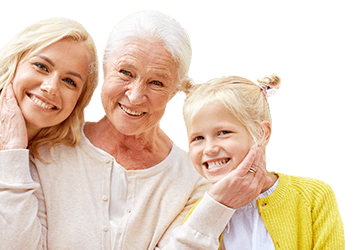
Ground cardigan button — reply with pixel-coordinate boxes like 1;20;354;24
262;203;267;207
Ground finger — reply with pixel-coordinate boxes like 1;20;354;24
6;83;15;98
235;146;257;174
250;165;265;194
5;83;18;108
252;146;266;172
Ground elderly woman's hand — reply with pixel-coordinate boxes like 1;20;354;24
0;83;27;150
207;146;271;209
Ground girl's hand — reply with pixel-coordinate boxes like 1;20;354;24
0;83;28;150
207;146;271;209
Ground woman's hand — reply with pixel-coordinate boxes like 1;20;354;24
0;83;28;150
207;146;271;209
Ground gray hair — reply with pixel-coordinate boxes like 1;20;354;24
103;10;192;88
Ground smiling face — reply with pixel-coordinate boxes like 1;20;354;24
12;39;90;138
188;102;254;184
101;39;178;136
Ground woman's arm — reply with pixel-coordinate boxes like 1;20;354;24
0;150;47;249
157;147;269;250
0;84;47;249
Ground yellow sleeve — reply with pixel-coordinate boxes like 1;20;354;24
312;182;345;249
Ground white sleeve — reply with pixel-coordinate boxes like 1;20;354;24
158;193;235;250
0;149;47;249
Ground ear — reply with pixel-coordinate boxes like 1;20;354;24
257;121;272;147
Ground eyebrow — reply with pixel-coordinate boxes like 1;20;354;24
36;55;54;67
118;59;172;80
36;55;84;81
155;72;172;82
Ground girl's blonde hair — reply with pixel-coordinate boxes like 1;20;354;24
182;75;280;147
0;17;98;159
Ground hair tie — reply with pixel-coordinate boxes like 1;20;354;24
256;74;280;98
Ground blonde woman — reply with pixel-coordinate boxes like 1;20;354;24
0;18;98;248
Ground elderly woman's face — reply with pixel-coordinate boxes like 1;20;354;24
101;39;178;136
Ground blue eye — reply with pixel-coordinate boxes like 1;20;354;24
64;78;76;87
218;130;231;136
151;80;163;87
192;136;204;142
120;70;132;76
34;62;48;72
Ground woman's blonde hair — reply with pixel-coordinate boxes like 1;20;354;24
182;75;280;147
0;17;98;159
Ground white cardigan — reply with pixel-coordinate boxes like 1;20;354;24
0;130;235;250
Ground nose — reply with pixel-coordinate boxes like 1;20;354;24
40;75;59;97
203;139;219;156
125;80;147;105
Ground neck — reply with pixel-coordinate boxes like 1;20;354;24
261;171;278;193
26;122;40;143
85;116;172;170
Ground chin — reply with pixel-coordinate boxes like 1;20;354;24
206;177;222;185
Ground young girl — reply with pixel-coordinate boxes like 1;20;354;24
182;75;344;249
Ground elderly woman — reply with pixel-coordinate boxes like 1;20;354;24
1;11;269;249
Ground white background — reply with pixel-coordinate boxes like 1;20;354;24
0;0;361;249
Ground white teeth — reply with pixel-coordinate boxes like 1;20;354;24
30;95;55;110
206;159;229;169
121;105;144;116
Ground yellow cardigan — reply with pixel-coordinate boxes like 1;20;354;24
184;173;345;249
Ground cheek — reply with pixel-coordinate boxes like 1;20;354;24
189;147;203;170
101;82;120;106
102;72;127;99
11;78;26;105
150;91;173;112
11;69;22;90
62;91;82;115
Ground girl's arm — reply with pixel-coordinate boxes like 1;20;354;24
312;182;345;249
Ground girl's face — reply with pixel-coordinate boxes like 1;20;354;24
12;39;90;137
188;103;254;184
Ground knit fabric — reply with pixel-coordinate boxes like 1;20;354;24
2;133;232;249
184;173;345;249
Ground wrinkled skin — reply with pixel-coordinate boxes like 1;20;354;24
0;83;28;150
208;146;272;209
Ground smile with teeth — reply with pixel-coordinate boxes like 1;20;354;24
203;158;230;170
120;105;145;116
29;94;57;110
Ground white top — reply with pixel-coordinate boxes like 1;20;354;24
89;138;129;245
109;156;128;245
223;179;279;250
0;129;236;250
